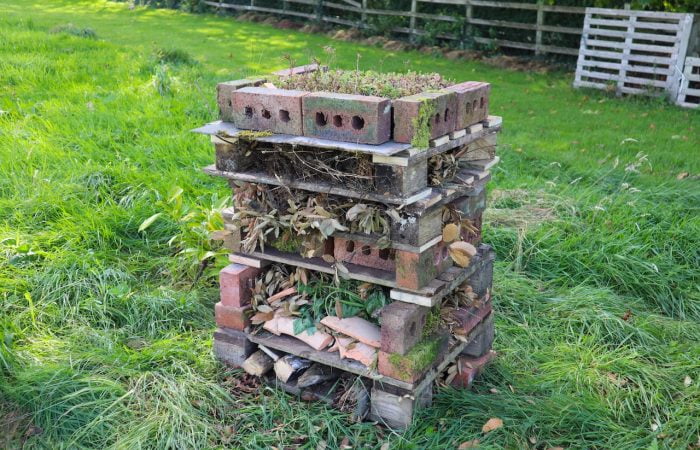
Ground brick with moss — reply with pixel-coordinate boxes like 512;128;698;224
385;334;447;382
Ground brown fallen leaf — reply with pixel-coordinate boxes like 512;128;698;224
677;172;689;180
442;223;460;243
482;417;503;433
458;439;480;449
449;241;477;267
621;309;632;321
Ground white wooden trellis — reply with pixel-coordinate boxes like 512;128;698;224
677;56;700;108
574;8;694;100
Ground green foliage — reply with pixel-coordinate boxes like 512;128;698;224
153;46;195;65
49;23;97;38
152;64;172;95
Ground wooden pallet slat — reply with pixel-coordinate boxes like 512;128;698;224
574;7;693;99
677;56;700;109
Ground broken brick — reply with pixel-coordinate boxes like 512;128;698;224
450;350;496;389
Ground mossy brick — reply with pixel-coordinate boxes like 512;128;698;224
380;302;429;355
450;350;496;389
232;87;308;135
220;263;259;307
461;313;495;357
302;92;391;144
215;302;251;331
377;334;448;383
393;90;457;144
446;81;491;130
334;237;396;272
217;78;265;122
213;327;256;368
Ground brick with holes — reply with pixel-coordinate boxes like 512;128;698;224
302;92;392;144
219;263;259;307
392;90;457;144
380;302;429;355
217;78;265;122
333;237;396;272
446;81;491;130
232;87;307;135
215;302;251;331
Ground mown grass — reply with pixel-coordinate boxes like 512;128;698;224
0;0;698;448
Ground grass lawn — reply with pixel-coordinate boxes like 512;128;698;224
1;0;698;448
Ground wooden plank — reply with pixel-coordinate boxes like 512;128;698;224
203;1;316;18
192;121;411;157
579;48;673;65
587;7;690;20
228;253;270;268
669;14;694;101
204;165;432;206
585;28;680;44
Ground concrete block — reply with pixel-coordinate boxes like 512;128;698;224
446;81;491;130
392;90;457;144
333;237;396;272
232;87;307;135
302;92;391;144
215;302;251;331
217;78;265;122
220;263;260;307
380;302;429;355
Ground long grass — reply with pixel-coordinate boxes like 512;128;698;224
0;0;698;448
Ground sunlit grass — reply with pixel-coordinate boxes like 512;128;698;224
0;0;698;448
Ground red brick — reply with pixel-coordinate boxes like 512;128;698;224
302;92;392;144
377;350;423;384
462;313;495;357
232;87;307;135
395;246;440;290
214;302;251;331
220;264;259;307
377;334;448;383
217;78;265;122
380;302;429;355
452;301;492;337
446;81;491;130
333;237;396;272
450;350;496;389
392;90;457;144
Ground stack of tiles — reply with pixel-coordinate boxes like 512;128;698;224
196;65;502;429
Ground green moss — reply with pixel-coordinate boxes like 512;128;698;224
270;233;302;253
237;130;273;140
423;306;441;339
388;334;444;374
410;99;435;150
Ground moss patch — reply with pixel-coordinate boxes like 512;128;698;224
410;99;435;149
388;334;444;375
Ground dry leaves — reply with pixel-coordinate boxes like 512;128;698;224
481;417;503;433
458;439;480;448
449;241;477;267
442;223;460;243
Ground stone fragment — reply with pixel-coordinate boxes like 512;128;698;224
320;316;381;348
302;92;391;144
232;87;307;135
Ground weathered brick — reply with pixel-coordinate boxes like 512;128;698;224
217;78;265;122
452;301;492;337
464;246;495;297
462;313;495;357
380;302;429;355
302;92;391;144
446;81;491;130
377;334;448;383
214;302;251;331
450;350;496;389
213;327;256;368
395;247;439;290
450;190;487;220
392;90;457;144
333;237;396;272
220;263;260;307
232;87;307;135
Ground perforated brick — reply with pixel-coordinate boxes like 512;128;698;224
302;92;391;144
217;78;265;122
232;87;307;135
393;90;457;144
333;237;396;272
446;81;491;130
380;302;429;355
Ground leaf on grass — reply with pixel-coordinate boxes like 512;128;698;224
684;376;692;387
442;223;460;243
138;213;162;232
481;417;503;433
449;241;477;267
676;172;689;180
458;440;479;449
